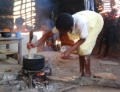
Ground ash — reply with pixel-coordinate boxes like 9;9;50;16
0;60;70;92
0;72;72;92
0;73;27;91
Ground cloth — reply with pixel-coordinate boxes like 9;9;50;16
52;27;59;34
103;25;117;46
75;11;104;55
84;0;95;11
72;12;88;39
52;11;104;56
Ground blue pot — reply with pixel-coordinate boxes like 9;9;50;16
15;32;21;38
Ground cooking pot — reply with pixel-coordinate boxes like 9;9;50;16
23;54;45;71
1;32;11;38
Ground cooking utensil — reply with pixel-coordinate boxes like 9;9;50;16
27;49;31;59
23;54;45;71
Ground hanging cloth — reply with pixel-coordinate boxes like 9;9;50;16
84;0;95;11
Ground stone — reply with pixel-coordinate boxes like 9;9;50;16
3;73;17;81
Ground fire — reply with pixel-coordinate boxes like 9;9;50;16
55;40;61;46
55;40;61;50
36;72;46;81
36;72;45;76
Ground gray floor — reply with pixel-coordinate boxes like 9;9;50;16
0;53;120;92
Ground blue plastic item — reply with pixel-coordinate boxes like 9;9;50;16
15;32;21;38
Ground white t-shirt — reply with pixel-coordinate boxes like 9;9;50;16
72;12;88;39
52;11;104;55
52;12;88;39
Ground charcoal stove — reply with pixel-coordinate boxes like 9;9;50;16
22;54;52;88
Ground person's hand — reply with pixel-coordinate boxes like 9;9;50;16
27;42;36;49
61;50;71;59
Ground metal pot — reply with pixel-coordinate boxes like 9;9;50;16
1;32;11;38
23;54;45;71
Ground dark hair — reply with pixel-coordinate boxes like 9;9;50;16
55;13;73;32
15;17;24;27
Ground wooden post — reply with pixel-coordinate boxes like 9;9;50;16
18;38;22;64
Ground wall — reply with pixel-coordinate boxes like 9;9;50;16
58;0;85;14
0;0;14;30
10;33;38;56
35;0;85;30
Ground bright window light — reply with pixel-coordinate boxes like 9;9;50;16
13;0;36;29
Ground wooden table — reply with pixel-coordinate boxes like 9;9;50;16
0;37;22;64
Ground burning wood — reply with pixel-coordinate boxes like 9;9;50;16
36;72;45;76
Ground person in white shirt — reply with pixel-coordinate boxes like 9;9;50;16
27;10;104;77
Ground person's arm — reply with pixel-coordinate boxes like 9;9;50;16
62;38;85;58
36;31;54;47
60;33;74;46
27;31;54;49
68;39;85;52
27;26;57;49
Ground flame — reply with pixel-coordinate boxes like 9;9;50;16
36;72;45;76
55;40;61;45
55;40;61;49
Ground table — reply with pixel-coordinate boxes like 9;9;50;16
0;37;22;64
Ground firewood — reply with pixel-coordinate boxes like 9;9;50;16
48;76;120;88
47;76;77;82
93;73;117;81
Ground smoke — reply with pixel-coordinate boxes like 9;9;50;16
35;0;57;30
36;0;54;12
